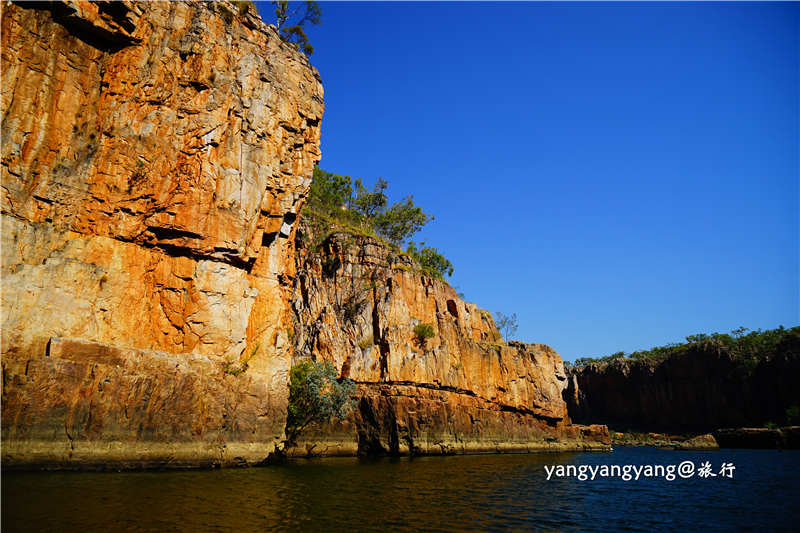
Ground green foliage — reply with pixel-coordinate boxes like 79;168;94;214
375;196;433;245
413;323;436;349
272;1;321;56
233;1;255;15
357;335;374;349
308;167;353;214
406;241;453;279
303;167;452;278
572;325;799;368
352;177;388;221
285;360;356;446
786;405;800;426
494;311;518;340
764;421;778;430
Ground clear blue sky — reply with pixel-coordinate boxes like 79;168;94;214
257;1;799;362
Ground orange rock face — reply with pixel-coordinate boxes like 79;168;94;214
2;0;322;467
2;1;607;468
289;230;609;455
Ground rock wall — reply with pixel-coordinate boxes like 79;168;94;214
2;0;608;469
288;230;609;455
565;337;800;433
1;0;323;468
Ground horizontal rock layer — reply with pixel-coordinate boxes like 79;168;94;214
2;0;323;467
3;337;279;469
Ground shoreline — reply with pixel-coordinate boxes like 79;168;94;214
1;438;612;472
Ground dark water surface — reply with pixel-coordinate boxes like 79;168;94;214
3;447;800;532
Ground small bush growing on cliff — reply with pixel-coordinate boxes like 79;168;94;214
406;241;453;279
357;335;374;349
413;323;436;349
786;405;800;426
233;1;255;15
494;311;518;341
272;0;322;56
284;360;356;448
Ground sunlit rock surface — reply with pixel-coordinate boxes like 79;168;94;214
2;0;323;468
289;231;609;456
2;0;607;468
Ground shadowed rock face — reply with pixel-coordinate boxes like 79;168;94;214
2;0;323;468
565;337;800;433
288;231;609;456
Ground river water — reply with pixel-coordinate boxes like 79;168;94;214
3;446;799;532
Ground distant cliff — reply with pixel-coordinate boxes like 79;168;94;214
565;333;800;433
288;227;608;455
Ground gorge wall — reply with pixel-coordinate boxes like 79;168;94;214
565;336;800;433
2;0;323;468
2;0;608;469
288;230;608;456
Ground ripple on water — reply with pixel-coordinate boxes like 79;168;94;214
3;448;800;532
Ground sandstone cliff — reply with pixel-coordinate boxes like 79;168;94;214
2;0;607;469
287;228;609;456
2;0;322;468
565;336;800;433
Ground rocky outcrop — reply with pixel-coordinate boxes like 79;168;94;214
609;431;718;449
2;0;323;468
288;230;610;455
713;427;800;449
565;338;800;434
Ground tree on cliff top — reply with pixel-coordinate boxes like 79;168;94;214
272;0;321;56
305;167;452;278
495;311;518;340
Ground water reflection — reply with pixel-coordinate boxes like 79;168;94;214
3;448;800;532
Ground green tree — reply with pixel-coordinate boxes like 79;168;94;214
413;323;436;349
272;1;321;56
284;360;356;448
351;177;388;223
406;241;453;279
302;166;452;278
308;167;353;213
375;196;433;245
495;311;518;340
